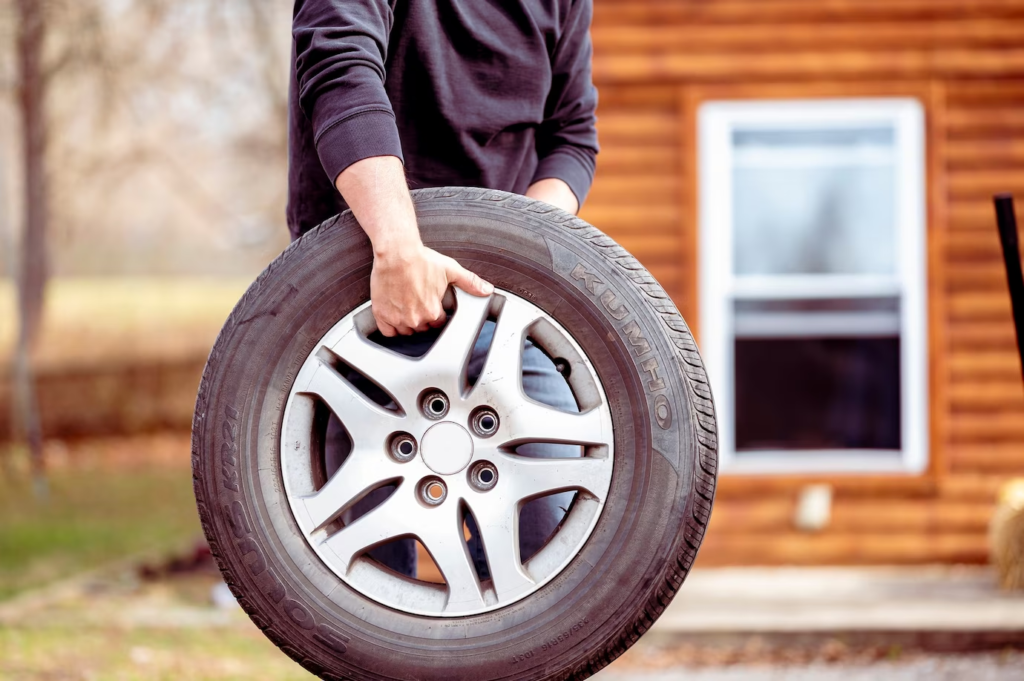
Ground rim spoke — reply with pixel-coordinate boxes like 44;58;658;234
422;289;491;382
321;488;413;572
302;360;400;442
298;447;402;530
328;326;418;404
468;502;535;600
503;455;612;503
472;297;543;397
501;402;611;447
416;505;485;611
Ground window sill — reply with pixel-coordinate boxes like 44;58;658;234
722;449;921;476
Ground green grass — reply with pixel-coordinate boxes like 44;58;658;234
0;625;312;680
0;463;201;600
0;455;315;679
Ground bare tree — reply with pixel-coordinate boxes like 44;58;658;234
15;0;46;346
2;0;292;487
12;0;46;492
7;0;130;491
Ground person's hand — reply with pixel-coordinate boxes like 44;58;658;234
333;155;493;336
370;242;493;336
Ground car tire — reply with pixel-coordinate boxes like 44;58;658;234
192;187;718;680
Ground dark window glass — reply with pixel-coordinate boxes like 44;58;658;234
734;337;901;451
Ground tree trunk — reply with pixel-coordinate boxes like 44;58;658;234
15;0;48;494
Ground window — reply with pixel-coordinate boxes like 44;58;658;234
698;98;927;474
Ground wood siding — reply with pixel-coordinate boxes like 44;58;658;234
584;0;1024;565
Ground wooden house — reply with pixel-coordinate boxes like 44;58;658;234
581;0;1024;565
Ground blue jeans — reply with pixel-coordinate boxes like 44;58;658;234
325;321;578;579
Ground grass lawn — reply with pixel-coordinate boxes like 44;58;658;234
0;456;201;601
0;622;312;680
0;437;319;679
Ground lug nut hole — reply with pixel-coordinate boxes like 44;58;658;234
421;390;450;419
388;433;417;463
470;407;500;437
469;461;498;491
419;477;447;506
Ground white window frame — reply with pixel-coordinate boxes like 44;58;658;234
697;98;928;475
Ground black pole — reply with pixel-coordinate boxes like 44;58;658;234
994;193;1024;384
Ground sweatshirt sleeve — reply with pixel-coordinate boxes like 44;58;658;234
532;0;600;207
293;0;403;184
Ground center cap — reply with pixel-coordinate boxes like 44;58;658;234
420;422;474;475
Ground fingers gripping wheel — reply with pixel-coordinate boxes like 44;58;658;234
191;188;718;680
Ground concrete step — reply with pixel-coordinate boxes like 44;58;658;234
645;566;1024;651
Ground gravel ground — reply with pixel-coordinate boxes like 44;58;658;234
4;566;1023;679
596;651;1024;680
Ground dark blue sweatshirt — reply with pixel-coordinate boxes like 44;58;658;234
287;0;599;239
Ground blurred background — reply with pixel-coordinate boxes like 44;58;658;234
2;0;1024;679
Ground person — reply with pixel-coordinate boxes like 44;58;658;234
288;0;599;579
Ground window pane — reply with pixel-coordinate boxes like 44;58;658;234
734;337;901;451
732;127;896;276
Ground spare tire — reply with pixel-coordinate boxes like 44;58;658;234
192;187;718;680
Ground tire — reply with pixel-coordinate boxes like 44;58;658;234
191;187;718;680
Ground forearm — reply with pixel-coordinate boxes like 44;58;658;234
335;155;491;336
526;177;579;215
335;155;420;257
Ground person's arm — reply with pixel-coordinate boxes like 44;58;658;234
528;0;599;215
336;156;492;337
294;0;402;185
526;178;579;215
294;1;491;336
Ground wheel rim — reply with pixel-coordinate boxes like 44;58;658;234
281;288;614;616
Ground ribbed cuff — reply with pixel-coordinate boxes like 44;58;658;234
315;109;404;184
532;147;596;208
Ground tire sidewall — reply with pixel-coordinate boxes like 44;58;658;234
194;190;700;680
